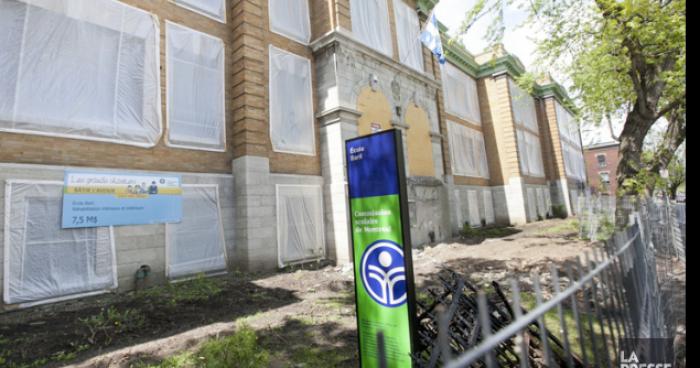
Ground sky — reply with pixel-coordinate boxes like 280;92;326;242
433;0;623;146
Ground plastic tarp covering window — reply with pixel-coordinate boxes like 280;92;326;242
509;79;538;132
482;190;495;224
269;46;315;155
442;63;481;124
0;0;161;147
172;0;225;23
166;22;225;151
350;0;392;57
393;0;423;72
516;129;544;177
4;181;116;305
277;185;325;267
467;190;481;227
562;141;586;181
536;187;546;217
447;120;489;178
166;185;227;279
526;187;537;221
268;0;310;44
555;102;582;148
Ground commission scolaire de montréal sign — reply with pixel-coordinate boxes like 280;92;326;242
346;129;417;367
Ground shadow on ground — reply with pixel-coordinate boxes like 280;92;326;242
0;273;300;367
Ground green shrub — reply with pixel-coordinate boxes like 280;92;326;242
461;222;476;237
80;306;146;346
552;205;568;219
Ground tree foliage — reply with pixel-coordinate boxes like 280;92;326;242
453;0;686;207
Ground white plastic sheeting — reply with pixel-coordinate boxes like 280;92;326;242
482;190;495;224
447;121;489;178
276;185;325;267
269;46;315;155
536;187;546;218
509;79;539;132
166;185;227;279
0;0;162;147
516;129;545;177
555;101;582;148
467;190;481;227
393;0;423;72
4;181;117;305
268;0;310;44
562;142;587;181
526;187;537;221
442;63;481;124
172;0;226;23
350;0;392;57
166;22;225;151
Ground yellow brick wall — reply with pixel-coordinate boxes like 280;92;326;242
405;104;435;177
540;97;567;180
0;0;238;174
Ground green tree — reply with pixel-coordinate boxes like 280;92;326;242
453;0;686;223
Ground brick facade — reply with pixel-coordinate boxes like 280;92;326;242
584;142;619;195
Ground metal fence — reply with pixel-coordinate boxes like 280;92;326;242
378;198;684;367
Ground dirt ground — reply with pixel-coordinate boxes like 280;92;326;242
0;219;658;367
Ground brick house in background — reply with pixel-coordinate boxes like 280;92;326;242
0;0;587;310
584;141;620;195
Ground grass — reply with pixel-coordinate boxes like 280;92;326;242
137;325;269;368
536;219;580;235
136;273;224;307
519;292;622;365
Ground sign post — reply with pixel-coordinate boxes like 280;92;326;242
346;129;417;367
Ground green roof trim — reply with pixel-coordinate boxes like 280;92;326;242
475;55;526;78
534;82;578;114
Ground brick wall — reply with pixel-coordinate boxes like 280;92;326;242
584;144;619;195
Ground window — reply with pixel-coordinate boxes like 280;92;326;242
562;142;586;181
597;154;607;168
166;22;226;151
268;0;310;44
166;185;227;279
467;190;481;227
172;0;226;23
269;46;315;155
447;121;489;178
600;172;610;183
442;63;481;124
276;185;325;267
482;190;495;224
350;0;392;57
0;0;161;147
4;181;117;305
555;101;582;149
509;79;538;132
393;0;423;72
516;129;545;177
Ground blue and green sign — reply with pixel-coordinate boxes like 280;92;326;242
346;129;417;367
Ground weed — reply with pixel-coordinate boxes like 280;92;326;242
552;204;568;219
196;325;269;368
138;274;223;308
80;306;146;346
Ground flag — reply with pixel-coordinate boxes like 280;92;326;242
420;11;446;64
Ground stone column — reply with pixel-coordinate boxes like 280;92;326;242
318;107;361;265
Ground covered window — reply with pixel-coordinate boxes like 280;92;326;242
172;0;226;23
516;129;545;177
562;142;587;181
269;46;315;155
350;0;392;57
268;0;310;44
467;190;481;227
447;121;489;178
482;190;495;224
276;185;325;267
393;0;423;72
4;181;117;305
526;187;537;221
509;79;539;132
166;22;225;151
166;185;227;279
0;0;161;147
442;63;481;124
555;101;581;148
597;154;607;168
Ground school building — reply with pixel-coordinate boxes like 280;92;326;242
0;0;587;310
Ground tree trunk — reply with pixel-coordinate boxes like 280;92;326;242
614;108;657;227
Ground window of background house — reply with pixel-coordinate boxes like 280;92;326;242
0;0;161;147
166;22;226;151
269;0;310;44
269;46;315;155
172;0;226;23
393;0;423;72
597;154;607;168
350;0;393;57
